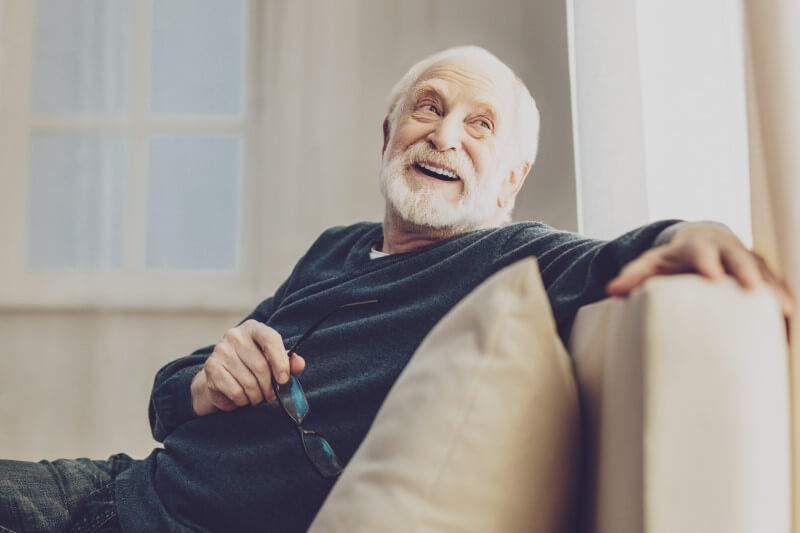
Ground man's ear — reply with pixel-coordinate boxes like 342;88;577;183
382;116;391;156
497;161;532;208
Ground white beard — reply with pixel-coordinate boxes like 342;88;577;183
379;142;504;234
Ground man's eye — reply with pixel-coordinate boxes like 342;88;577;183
477;119;492;130
422;104;439;114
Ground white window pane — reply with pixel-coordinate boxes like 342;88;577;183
145;136;240;270
27;134;126;269
33;0;130;114
150;0;244;116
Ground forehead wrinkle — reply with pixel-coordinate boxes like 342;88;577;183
424;61;498;87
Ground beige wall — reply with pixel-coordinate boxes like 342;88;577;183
0;0;575;461
0;309;245;460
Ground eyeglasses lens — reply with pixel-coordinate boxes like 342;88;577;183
302;431;343;478
276;376;310;424
275;299;378;478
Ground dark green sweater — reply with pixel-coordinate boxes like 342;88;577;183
114;219;678;532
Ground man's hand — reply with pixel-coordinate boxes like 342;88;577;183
606;222;795;319
191;320;306;416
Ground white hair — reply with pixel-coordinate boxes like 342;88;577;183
386;46;541;169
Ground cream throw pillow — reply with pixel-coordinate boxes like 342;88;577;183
309;258;581;533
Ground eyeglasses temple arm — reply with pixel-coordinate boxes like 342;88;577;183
286;299;379;356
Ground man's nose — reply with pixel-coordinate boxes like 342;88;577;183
426;115;462;152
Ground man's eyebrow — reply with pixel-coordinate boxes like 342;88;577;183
410;81;448;102
473;102;498;119
409;81;499;121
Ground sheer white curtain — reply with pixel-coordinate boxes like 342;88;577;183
745;1;800;528
572;0;798;526
569;0;752;243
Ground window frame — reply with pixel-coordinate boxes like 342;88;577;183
0;0;265;311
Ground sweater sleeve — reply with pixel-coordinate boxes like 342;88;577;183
145;227;334;442
147;296;280;442
503;219;682;342
147;344;214;443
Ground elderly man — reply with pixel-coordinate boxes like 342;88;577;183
0;46;792;533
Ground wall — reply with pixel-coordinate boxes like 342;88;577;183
0;310;242;460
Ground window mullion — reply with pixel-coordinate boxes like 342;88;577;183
126;0;150;274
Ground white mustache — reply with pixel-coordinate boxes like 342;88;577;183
401;142;475;184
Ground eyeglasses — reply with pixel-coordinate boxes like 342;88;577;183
271;299;378;479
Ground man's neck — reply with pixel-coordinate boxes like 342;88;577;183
380;207;466;254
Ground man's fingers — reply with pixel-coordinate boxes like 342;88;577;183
213;343;264;406
208;389;238;412
220;328;269;405
720;248;762;289
222;353;266;406
724;250;794;318
689;245;725;280
204;357;252;409
608;225;796;323
608;243;726;296
290;353;306;375
262;354;306;404
235;335;280;403
606;251;661;295
244;320;292;385
203;322;307;410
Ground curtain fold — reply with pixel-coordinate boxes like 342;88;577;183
0;0;7;107
744;2;800;530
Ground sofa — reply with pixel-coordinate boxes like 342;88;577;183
571;274;791;533
310;260;792;532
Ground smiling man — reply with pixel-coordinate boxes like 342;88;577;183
0;46;793;533
379;48;536;244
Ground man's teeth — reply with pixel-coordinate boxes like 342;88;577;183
417;162;458;180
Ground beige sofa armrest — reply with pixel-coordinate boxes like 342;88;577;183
569;274;791;533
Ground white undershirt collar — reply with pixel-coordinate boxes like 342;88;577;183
369;246;389;260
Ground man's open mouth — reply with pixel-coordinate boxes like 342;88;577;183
412;162;460;182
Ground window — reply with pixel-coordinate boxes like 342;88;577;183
0;0;260;309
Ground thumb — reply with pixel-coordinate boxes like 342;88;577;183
290;353;306;374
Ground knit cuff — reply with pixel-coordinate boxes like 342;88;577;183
150;364;203;442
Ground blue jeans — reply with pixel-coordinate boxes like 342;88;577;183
0;453;135;533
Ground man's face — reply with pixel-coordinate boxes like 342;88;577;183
380;57;519;233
